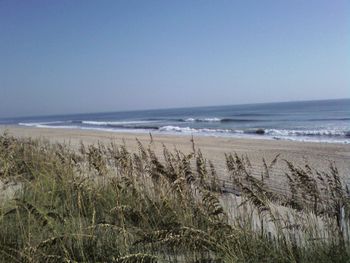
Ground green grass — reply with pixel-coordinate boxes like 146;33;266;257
0;132;349;262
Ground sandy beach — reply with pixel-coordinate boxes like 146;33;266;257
1;125;349;184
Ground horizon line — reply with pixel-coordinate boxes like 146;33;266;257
1;97;349;120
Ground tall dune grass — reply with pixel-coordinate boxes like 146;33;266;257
0;132;349;262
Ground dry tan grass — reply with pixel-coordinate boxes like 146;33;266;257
0;132;349;262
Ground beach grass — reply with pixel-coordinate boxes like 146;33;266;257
0;132;349;262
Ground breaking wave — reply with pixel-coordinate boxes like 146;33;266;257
185;118;221;122
184;117;261;123
82;120;158;126
264;129;350;137
17;120;350;144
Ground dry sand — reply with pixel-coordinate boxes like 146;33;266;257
1;125;350;185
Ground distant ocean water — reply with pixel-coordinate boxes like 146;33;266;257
1;99;350;144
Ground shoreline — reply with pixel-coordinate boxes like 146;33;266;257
14;122;350;145
1;125;350;181
5;123;350;144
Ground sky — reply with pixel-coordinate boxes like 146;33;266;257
0;0;349;118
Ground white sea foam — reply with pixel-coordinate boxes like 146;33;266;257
17;122;350;144
19;121;68;127
264;129;348;137
159;125;232;134
19;122;79;129
272;136;350;144
159;126;197;133
185;118;222;122
19;122;41;127
82;120;156;126
79;126;150;133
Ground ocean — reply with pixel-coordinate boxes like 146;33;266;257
1;99;349;144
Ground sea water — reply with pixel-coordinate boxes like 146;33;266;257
1;99;349;144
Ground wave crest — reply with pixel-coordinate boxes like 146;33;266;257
82;120;156;126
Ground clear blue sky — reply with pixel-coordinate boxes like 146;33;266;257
0;0;349;118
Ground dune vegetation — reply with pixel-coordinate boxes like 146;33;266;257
0;132;349;262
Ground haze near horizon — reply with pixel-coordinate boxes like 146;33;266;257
0;0;349;118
